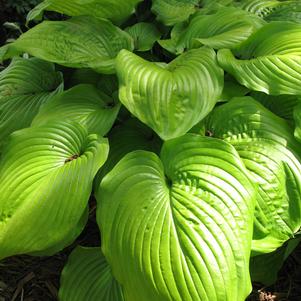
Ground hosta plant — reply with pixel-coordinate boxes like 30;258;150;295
0;0;301;300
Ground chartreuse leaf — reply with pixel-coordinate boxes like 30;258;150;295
206;97;301;254
250;237;301;285
59;246;124;301
125;22;161;52
152;0;199;25
116;47;223;140
0;121;109;260
94;118;161;194
160;7;264;54
97;134;256;301
0;16;134;74
218;22;301;95
251;91;301;121
32;84;120;136
27;0;142;24
0;57;63;149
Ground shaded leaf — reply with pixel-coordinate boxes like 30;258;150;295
59;246;124;301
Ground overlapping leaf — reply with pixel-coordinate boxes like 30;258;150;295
152;0;199;25
59;246;124;301
160;7;264;54
250;237;301;285
32;84;120;136
0;121;109;260
218;22;301;94
251;91;301;121
116;47;223;140
206;97;301;254
0;57;63;150
27;0;143;24
97;134;255;301
125;22;161;52
0;16;134;74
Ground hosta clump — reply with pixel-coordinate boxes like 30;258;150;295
1;0;301;300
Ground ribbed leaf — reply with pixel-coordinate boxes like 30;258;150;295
251;91;301;121
116;47;223;140
160;7;264;54
27;0;142;24
0;16;134;74
32;84;120;136
152;0;199;25
0;57;63;149
219;76;249;102
59;246;124;301
238;0;301;23
206;97;301;254
237;0;291;18
218;22;301;95
0;121;109;259
97;134;255;301
250;237;301;285
125;22;161;52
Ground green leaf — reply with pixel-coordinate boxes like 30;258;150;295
160;7;264;54
93;118;161;194
251;91;301;121
0;57;63;150
237;0;291;17
59;246;124;301
238;0;301;23
0;16;134;74
125;22;161;52
27;0;143;24
152;0;199;25
32;84;120;136
116;47;223;140
206;97;301;254
0;121;109;260
218;22;301;95
250;237;301;286
97;134;256;301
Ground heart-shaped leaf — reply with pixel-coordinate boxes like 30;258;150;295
59;246;124;301
0;121;109;260
206;97;301;254
97;134;255;301
0;16;134;74
116;47;223;140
